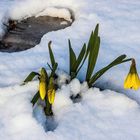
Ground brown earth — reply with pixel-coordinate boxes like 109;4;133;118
0;16;72;52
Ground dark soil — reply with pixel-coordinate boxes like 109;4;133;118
0;16;72;52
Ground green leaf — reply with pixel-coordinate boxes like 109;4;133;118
31;91;40;106
40;67;49;83
48;41;55;67
73;43;86;72
76;25;99;75
107;54;127;66
121;58;132;63
69;39;76;74
23;72;39;83
47;63;53;71
86;35;100;81
76;45;89;74
50;62;58;77
86;24;99;57
88;55;131;87
70;72;77;80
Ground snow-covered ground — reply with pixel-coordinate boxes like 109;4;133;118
0;0;140;140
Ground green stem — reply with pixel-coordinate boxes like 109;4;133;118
44;95;53;116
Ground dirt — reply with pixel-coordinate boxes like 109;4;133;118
0;16;72;52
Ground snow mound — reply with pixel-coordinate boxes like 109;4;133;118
0;79;140;140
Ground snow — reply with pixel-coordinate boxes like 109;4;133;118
69;79;81;96
0;79;140;140
0;0;140;139
36;7;72;22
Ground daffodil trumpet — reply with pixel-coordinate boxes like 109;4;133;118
124;59;140;90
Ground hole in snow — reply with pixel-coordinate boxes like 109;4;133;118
0;15;73;53
33;105;58;132
70;93;82;103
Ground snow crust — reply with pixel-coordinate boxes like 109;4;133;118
0;0;140;139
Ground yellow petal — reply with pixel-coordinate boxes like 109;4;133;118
138;78;140;87
132;74;140;90
39;81;47;100
136;74;140;87
48;89;55;104
124;74;132;89
124;59;140;90
131;74;135;88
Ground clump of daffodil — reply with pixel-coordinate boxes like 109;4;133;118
23;41;58;116
124;59;140;90
48;77;55;104
39;68;48;100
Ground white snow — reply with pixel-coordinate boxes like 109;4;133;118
0;0;140;140
0;79;140;140
36;7;72;22
69;79;81;96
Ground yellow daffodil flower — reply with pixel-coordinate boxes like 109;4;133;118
48;77;55;104
39;68;47;100
124;59;140;90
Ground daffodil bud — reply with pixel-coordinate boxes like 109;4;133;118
48;89;55;104
124;59;140;90
39;80;47;100
48;77;55;104
39;68;47;100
